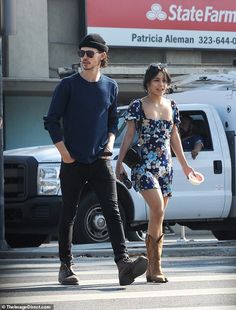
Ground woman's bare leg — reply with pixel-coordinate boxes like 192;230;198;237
141;188;164;239
141;187;169;283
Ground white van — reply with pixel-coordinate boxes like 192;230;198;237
3;71;236;246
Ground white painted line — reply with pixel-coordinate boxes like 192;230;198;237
1;273;236;289
126;306;236;310
1;287;236;303
0;265;235;278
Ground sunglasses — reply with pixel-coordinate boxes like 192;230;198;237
148;63;167;71
78;50;100;58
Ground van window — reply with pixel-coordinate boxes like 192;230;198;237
179;111;213;152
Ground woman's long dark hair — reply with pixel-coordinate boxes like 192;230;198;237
143;63;171;92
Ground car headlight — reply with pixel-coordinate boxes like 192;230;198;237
37;163;61;195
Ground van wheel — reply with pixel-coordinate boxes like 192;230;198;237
73;192;126;244
212;230;236;241
126;230;147;242
5;234;48;248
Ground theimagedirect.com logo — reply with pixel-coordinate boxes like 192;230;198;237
146;3;236;23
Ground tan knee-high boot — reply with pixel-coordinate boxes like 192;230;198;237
145;234;168;283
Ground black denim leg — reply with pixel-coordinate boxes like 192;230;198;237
90;159;129;262
59;162;87;264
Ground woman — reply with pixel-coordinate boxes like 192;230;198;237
115;64;194;283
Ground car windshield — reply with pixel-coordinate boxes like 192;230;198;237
114;108;127;148
114;107;138;148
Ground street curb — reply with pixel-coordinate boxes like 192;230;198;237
0;240;235;259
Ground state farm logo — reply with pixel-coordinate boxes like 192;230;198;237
146;4;167;21
146;3;236;23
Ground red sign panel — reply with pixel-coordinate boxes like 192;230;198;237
87;0;236;49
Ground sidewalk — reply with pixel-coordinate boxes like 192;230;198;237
0;232;236;259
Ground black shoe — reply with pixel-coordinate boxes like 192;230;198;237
58;263;79;285
117;256;148;286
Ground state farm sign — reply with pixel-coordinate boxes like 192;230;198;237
87;0;236;49
146;3;236;23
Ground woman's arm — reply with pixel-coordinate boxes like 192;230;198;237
115;120;136;180
171;125;194;177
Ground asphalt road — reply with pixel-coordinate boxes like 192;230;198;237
0;254;235;310
0;234;236;309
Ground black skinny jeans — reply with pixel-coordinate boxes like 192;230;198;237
59;158;129;264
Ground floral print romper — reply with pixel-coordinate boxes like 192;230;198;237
125;99;181;197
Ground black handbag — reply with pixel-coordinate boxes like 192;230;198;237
123;101;143;168
123;143;142;168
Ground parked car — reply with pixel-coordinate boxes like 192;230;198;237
4;71;236;247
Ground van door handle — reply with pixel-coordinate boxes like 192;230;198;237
213;160;222;174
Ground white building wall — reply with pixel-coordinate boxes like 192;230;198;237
48;0;79;78
8;0;49;78
166;50;201;65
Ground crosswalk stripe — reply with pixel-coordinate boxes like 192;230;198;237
0;255;234;266
1;287;236;303
127;307;236;310
0;259;235;268
0;265;234;278
1;273;236;288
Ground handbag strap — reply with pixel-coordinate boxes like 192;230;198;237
137;100;143;139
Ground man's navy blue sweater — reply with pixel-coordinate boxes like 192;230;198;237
44;73;118;163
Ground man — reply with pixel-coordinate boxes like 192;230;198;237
180;115;204;159
44;33;147;286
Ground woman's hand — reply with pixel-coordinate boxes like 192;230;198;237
182;163;195;179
